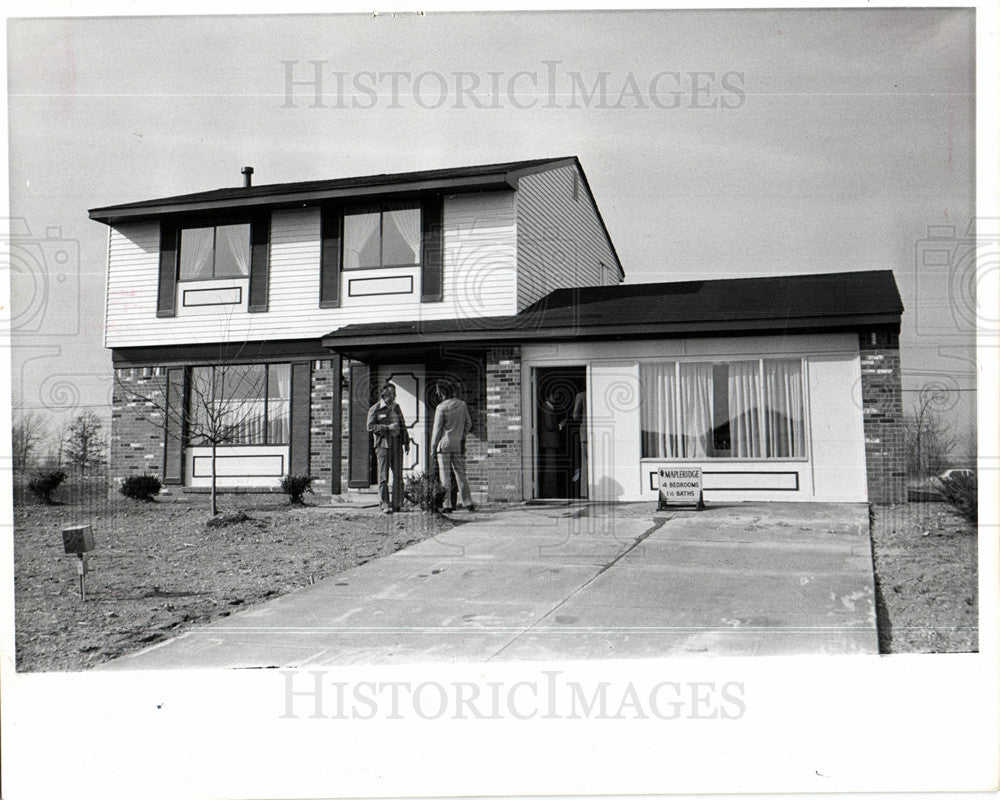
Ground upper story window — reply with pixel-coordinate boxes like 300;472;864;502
343;203;421;269
179;223;251;281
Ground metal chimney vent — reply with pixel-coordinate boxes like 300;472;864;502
241;166;254;187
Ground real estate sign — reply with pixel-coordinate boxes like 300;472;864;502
658;467;704;509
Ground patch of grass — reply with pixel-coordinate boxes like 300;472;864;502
870;502;977;654
13;493;456;671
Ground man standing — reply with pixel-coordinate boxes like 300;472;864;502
430;381;474;513
367;382;410;513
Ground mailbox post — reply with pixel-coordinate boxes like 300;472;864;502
62;524;95;600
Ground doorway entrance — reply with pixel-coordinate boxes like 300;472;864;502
377;364;426;475
534;366;587;499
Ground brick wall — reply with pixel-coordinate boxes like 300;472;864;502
309;360;336;494
111;367;167;479
859;327;906;504
484;345;523;502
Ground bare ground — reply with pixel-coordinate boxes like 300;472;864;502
12;487;462;672
870;502;978;654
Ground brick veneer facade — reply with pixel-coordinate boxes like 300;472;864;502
859;326;906;504
111;367;168;479
309;359;337;494
484;345;523;502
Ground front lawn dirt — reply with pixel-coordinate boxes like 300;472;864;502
870;502;978;653
12;490;460;671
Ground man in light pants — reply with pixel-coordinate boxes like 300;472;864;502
431;381;474;513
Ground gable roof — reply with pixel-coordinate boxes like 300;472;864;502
322;269;903;350
88;157;573;223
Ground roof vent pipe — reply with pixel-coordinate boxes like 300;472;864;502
241;166;254;187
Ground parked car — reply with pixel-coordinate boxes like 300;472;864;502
907;469;975;502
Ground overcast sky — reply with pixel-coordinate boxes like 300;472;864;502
5;8;979;447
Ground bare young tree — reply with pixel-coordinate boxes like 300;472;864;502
64;411;107;474
116;360;275;517
11;401;49;471
903;384;959;478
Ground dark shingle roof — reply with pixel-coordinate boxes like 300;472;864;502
88;157;575;221
322;270;902;348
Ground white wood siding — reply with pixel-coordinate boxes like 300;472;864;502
515;164;621;312
104;192;517;348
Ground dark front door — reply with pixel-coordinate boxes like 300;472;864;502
535;366;587;499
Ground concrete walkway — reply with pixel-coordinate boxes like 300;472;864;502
97;502;878;669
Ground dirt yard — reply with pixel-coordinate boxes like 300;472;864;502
12;486;461;672
870;502;978;654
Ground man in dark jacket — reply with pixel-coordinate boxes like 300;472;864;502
367;383;410;513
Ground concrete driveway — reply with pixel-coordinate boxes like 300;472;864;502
97;502;878;669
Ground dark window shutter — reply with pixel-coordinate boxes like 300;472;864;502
421;196;444;302
248;212;271;312
163;367;186;484
319;204;343;308
348;362;372;488
288;361;312;475
156;220;179;317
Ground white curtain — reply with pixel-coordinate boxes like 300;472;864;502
179;227;215;280
267;364;291;445
383;205;421;265
343;210;381;268
641;364;680;458
764;359;804;457
215;223;251;277
729;361;764;458
679;362;713;457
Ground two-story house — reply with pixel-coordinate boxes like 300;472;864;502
91;157;905;505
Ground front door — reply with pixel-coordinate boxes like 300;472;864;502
377;364;426;474
533;366;588;499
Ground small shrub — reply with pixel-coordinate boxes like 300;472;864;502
939;472;977;523
280;474;315;505
28;470;66;504
120;472;162;501
404;471;446;512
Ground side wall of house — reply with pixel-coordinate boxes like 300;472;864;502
484;346;523;502
111;368;168;480
515;164;622;311
104;191;518;348
859;327;906;504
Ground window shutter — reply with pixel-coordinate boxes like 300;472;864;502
248;212;271;312
288;361;312;475
156;220;179;317
319;204;343;308
421;196;444;302
163;367;186;484
348;362;372;488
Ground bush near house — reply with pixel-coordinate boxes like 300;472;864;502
939;471;977;523
280;474;315;505
404;472;446;512
119;473;163;501
27;470;67;504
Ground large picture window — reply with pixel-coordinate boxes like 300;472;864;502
640;358;805;459
343;203;421;269
179;223;251;280
188;363;290;446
